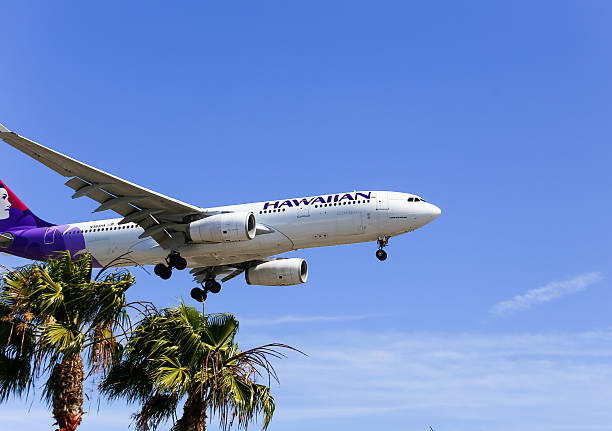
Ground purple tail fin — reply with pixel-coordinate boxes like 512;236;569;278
0;179;53;231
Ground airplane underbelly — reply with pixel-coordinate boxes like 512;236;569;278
85;236;112;265
286;208;372;249
86;235;167;267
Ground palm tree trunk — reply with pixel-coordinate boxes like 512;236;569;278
175;391;207;431
52;354;84;431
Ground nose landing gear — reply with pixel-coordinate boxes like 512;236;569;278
376;236;389;261
190;279;222;302
376;249;387;261
154;251;188;280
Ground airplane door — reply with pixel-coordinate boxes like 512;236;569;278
376;192;389;210
44;227;59;244
297;204;310;218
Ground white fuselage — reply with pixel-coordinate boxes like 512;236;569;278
61;191;440;268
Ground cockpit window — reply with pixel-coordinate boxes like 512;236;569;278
408;197;414;202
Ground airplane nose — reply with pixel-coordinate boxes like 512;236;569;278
429;204;442;219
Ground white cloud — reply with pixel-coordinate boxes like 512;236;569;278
248;329;612;431
490;272;604;316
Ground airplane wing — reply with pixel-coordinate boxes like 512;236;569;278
189;256;300;285
191;265;245;284
0;122;203;248
190;260;269;284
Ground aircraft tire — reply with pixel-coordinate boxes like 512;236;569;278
174;257;188;271
208;281;221;294
168;253;188;270
204;279;221;294
155;263;172;279
190;287;205;302
376;249;387;261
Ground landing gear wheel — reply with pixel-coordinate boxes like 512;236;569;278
154;263;172;279
173;257;187;271
190;287;206;302
168;253;188;271
376;249;388;261
205;279;221;294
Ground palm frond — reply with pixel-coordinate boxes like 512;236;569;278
0;302;35;401
0;252;135;412
132;392;180;431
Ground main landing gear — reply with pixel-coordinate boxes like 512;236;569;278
154;251;188;280
376;236;389;261
190;279;222;303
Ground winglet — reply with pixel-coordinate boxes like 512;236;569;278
0;123;10;133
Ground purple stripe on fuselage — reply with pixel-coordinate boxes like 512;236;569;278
3;224;102;267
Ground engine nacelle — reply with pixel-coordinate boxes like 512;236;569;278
188;212;256;243
245;258;308;286
0;232;14;249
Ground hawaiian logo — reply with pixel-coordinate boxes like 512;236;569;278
0;183;10;220
263;192;371;210
0;180;52;230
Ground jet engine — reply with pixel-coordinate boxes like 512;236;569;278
245;258;308;286
188;212;256;243
0;232;14;249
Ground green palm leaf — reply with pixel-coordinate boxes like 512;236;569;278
0;252;135;430
102;304;299;431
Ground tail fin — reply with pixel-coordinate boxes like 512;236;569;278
0;179;53;231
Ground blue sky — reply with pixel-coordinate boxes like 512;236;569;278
1;1;612;430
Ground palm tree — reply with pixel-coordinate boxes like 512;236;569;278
0;299;35;401
0;252;137;431
101;304;299;431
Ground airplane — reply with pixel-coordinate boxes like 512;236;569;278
0;122;441;302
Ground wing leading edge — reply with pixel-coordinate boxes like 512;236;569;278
0;122;203;248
